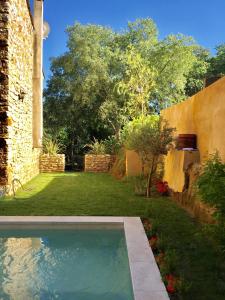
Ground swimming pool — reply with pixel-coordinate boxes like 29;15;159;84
0;217;169;300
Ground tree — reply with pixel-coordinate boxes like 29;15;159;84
123;115;175;197
44;18;205;161
185;46;210;97
117;45;156;117
207;44;225;78
44;23;123;163
148;34;198;110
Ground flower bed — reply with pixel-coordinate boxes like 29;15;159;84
142;218;184;298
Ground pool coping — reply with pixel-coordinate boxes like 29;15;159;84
0;216;169;300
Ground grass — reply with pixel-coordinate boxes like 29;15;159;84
0;172;225;299
0;173;150;216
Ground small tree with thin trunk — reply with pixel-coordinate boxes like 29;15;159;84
123;115;175;197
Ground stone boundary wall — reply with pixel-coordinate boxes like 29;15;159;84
85;155;116;173
40;154;65;173
0;0;41;190
0;0;10;186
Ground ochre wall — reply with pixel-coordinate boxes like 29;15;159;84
161;76;225;192
161;76;225;162
126;150;142;177
0;0;40;189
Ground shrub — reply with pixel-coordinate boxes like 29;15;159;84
103;135;122;155
122;115;175;197
86;138;106;155
197;153;225;220
43;137;62;155
197;153;225;253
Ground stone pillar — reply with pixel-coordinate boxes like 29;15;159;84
33;0;44;148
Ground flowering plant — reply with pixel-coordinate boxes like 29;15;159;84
155;180;169;196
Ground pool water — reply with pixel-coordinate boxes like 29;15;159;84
0;228;134;300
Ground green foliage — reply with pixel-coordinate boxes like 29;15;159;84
207;44;225;78
42;136;62;155
149;34;198;109
197;153;225;219
103;135;122;155
185;46;210;97
86;138;106;155
117;45;156;117
123;115;175;196
86;136;122;155
123;115;175;157
129;175;147;196
44;18;208;159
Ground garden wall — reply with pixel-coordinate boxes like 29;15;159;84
40;155;65;173
0;0;41;189
126;150;149;176
85;155;116;173
162;76;225;162
161;76;225;192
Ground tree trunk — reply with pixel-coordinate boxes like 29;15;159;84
147;155;158;198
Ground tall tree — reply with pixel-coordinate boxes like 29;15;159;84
117;45;156;117
207;44;225;78
44;18;205;160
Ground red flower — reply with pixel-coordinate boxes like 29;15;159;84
165;274;176;294
155;181;169;195
167;284;176;294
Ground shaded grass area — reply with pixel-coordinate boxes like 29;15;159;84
0;173;149;216
0;172;224;299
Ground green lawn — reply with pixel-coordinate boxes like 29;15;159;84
0;172;151;216
0;172;225;300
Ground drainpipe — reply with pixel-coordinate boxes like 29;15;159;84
33;0;44;148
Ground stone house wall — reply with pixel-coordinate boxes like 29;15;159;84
0;0;40;189
85;155;116;173
40;154;65;173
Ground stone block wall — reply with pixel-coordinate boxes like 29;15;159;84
40;154;65;173
0;0;40;190
85;155;116;173
0;0;10;186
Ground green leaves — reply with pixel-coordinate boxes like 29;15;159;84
117;45;156;117
197;153;225;216
122;115;175;157
44;18;212;160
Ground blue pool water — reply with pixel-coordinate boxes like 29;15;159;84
0;227;134;300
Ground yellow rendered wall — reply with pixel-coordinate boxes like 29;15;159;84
161;76;225;192
161;76;225;162
126;77;225;184
126;150;143;177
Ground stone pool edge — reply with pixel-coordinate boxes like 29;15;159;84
0;216;169;300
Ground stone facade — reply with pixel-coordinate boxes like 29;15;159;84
85;155;116;173
0;0;41;190
40;154;65;173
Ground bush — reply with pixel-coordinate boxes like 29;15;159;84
197;153;225;254
43;137;62;155
103;135;122;155
197;153;225;220
122;115;175;197
86;138;106;155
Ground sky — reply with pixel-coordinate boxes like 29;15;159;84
32;0;225;84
